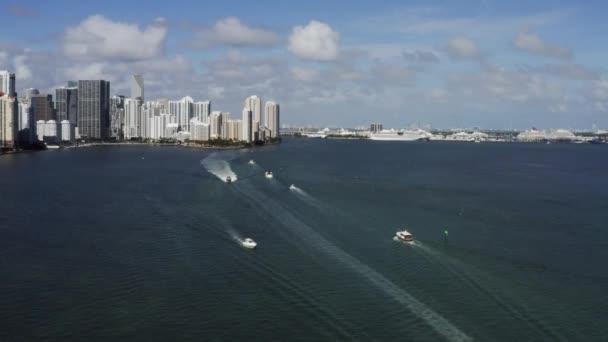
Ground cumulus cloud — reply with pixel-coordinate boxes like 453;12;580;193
288;21;340;61
13;55;32;80
188;17;279;48
402;49;440;64
291;67;321;82
63;15;167;61
514;31;572;59
445;37;480;60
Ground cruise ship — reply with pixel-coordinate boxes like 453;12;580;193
370;129;433;141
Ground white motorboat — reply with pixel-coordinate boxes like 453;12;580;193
394;229;414;243
225;176;232;183
265;171;273;179
242;238;257;249
289;184;297;190
248;160;255;165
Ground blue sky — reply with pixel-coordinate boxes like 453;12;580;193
1;0;607;129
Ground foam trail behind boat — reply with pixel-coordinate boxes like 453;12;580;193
201;153;238;182
234;182;472;342
289;185;326;211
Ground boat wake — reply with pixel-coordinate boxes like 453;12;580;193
201;153;238;182
233;182;472;342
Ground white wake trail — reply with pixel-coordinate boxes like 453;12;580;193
235;182;473;342
201;153;238;182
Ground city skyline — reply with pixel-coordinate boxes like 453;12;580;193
1;1;608;129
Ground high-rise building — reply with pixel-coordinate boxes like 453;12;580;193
209;111;222;138
61;120;76;142
56;87;78;123
244;95;262;140
189;119;210;141
77;80;110;139
110;95;125;139
193;101;211;123
131;75;144;101
0;94;17;148
0;71;16;96
223;119;242;141
370;123;383;133
30;94;55;122
264;101;280;138
17;100;35;144
123;98;142;139
242;108;253;143
168;96;193;132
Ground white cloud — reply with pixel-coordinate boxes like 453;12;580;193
189;17;279;48
291;67;321;82
288;21;340;61
445;37;480;60
513;31;572;59
13;55;32;80
0;51;8;67
63;15;167;61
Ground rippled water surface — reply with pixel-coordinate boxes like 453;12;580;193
1;139;607;341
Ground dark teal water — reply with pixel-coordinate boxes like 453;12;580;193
1;139;607;341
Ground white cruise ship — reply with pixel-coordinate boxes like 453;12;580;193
370;129;433;141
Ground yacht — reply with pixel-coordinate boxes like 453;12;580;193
225;176;232;183
394;230;414;243
242;238;257;249
370;129;433;141
265;171;273;179
248;160;255;165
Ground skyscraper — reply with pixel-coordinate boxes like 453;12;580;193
131;75;144;101
168;96;193;132
244;95;262;140
77;80;110;139
0;71;16;96
30;94;56;122
209;111;222;138
242;108;253;143
110;95;125;139
264;101;280;138
0;94;17;148
193;101;211;123
123;97;142;139
56;87;78;123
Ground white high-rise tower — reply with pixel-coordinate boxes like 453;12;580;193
0;71;16;96
264;101;280;138
131;75;144;101
244;95;261;140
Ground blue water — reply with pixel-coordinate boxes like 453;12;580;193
0;139;607;341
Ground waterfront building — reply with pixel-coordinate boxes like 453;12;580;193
168;96;193;132
123;97;142;139
370;123;383;133
0;71;16;96
193;101;211;123
223;119;242;140
110;95;125;139
209;111;222;138
244;95;262;140
30;94;55;122
43;120;59;143
36;120;45;142
77;80;110;139
17;100;35;144
189;119;211;141
61;120;76;143
0;94;17;148
264;101;280;138
165;123;179;138
131;75;144;101
55;87;78;123
242;108;253;143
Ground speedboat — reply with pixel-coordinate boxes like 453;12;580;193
248;160;255;165
242;238;257;249
394;229;414;243
265;171;273;179
225;176;232;183
289;184;297;190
